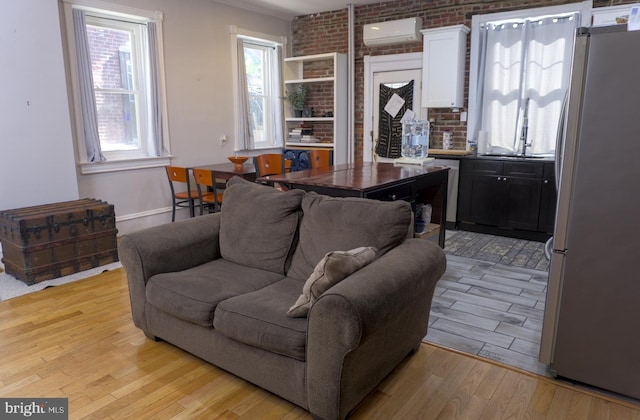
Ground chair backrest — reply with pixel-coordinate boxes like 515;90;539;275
309;149;333;169
253;154;286;177
166;166;192;196
192;168;214;188
192;168;223;213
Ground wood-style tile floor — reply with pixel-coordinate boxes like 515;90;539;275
425;253;551;377
443;230;550;271
425;231;551;377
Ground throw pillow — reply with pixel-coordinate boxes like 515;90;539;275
287;246;377;318
220;176;304;275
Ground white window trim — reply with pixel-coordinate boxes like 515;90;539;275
63;0;171;174
467;1;593;146
230;25;286;153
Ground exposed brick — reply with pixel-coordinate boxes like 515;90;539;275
292;0;636;161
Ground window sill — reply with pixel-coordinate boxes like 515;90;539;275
79;156;173;174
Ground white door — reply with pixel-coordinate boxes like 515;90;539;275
370;69;423;162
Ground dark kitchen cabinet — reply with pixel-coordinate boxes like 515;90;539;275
458;158;554;239
458;161;502;226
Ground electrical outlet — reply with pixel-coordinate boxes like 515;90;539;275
219;134;227;146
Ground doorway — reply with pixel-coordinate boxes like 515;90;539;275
363;53;424;162
372;70;422;162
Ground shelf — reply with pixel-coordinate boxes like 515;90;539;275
284;52;338;63
285;117;334;122
285;77;334;84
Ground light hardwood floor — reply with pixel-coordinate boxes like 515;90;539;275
1;269;639;419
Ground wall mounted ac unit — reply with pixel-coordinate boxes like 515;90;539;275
363;17;423;46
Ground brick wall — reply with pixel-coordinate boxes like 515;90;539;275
291;0;636;162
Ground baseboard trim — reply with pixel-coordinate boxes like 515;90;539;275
116;206;172;222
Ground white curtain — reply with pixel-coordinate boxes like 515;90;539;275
273;45;284;148
478;13;579;154
236;38;254;150
72;8;105;162
147;21;163;156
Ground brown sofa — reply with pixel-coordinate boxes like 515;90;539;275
119;176;446;419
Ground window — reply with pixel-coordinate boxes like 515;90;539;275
468;2;592;155
85;16;147;157
64;1;169;173
244;42;275;148
232;29;284;151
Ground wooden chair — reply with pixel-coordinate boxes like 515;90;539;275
253;154;289;190
192;168;224;214
253;153;286;177
309;149;333;169
165;166;199;221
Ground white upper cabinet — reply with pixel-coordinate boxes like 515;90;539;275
421;25;470;109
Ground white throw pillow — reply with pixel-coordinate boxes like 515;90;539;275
287;246;377;318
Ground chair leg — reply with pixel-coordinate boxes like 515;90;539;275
171;202;176;222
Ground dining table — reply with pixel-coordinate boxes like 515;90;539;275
191;161;257;182
257;161;450;247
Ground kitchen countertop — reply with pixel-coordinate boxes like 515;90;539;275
429;149;555;162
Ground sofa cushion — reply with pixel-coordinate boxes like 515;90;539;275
214;278;308;361
287;246;378;318
146;258;285;327
219;176;305;275
287;193;413;281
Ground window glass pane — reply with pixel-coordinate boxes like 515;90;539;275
249;95;267;144
87;24;140;152
244;45;269;146
87;25;134;90
95;92;140;151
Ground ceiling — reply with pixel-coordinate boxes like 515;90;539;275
214;0;387;20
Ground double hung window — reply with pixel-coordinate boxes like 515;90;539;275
64;1;168;173
233;30;284;151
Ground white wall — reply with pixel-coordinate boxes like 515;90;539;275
0;0;80;211
1;0;290;234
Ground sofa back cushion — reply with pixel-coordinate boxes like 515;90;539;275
287;193;413;281
220;177;304;274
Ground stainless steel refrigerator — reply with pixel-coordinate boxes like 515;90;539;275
539;24;640;400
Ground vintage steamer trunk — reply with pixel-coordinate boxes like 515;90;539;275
0;198;118;285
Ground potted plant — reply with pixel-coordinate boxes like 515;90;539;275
285;85;309;117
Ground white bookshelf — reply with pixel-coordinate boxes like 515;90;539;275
283;52;348;164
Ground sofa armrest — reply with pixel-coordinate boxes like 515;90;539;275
118;213;221;331
306;238;446;419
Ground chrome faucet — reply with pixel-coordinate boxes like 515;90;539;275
520;98;532;156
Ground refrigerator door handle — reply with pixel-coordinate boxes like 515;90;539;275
555;90;569;188
552;33;588;250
